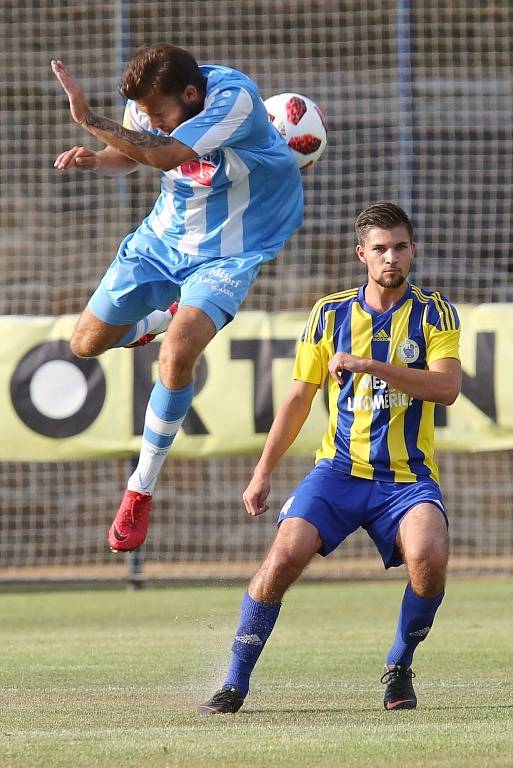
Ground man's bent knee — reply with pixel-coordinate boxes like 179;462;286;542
70;333;102;358
159;345;197;387
248;519;320;603
158;307;217;388
70;328;115;357
398;502;448;596
71;310;131;357
249;557;304;603
406;550;447;597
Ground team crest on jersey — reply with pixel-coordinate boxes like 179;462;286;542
179;157;218;186
397;338;420;363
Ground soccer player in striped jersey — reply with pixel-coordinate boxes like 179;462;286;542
51;44;303;552
199;202;461;714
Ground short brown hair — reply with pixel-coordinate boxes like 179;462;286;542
355;202;413;245
119;43;205;100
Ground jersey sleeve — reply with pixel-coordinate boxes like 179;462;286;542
424;295;461;365
122;100;147;132
293;303;329;386
171;87;254;156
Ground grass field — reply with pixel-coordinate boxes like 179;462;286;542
1;578;512;768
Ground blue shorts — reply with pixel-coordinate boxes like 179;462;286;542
277;463;447;568
88;228;279;332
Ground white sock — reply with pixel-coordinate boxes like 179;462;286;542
126;378;192;497
129;309;173;345
147;308;173;335
127;437;170;495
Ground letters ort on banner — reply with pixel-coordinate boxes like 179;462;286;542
0;306;509;461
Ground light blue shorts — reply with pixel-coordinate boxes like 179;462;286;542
88;228;279;332
277;463;447;568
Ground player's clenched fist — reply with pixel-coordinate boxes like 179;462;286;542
328;351;369;383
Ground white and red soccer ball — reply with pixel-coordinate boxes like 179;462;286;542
264;92;327;169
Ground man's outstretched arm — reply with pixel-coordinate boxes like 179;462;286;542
243;380;319;517
51;59;197;171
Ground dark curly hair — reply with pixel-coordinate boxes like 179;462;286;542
119;42;205;100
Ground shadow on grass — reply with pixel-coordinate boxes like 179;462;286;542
239;708;390;715
422;704;513;712
241;703;513;715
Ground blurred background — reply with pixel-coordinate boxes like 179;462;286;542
1;0;512;583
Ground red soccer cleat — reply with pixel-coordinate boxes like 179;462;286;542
108;490;153;552
124;301;179;348
124;332;156;348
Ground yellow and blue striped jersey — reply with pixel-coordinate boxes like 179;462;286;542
294;284;460;483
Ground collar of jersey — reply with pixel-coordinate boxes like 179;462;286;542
357;283;412;318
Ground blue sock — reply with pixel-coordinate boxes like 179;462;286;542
386;583;445;668
127;379;193;494
224;592;281;697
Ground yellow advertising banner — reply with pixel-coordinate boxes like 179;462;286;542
0;305;511;461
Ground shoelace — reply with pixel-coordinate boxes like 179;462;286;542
380;666;415;685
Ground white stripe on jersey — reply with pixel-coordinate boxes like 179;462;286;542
178;185;211;256
192;88;253;156
223;146;250;182
204;87;221;106
151;183;177;239
220;149;251;255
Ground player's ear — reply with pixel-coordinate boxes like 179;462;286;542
356;244;366;264
182;84;200;103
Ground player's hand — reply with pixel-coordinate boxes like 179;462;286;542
54;146;100;172
51;59;91;125
243;472;271;517
328;351;369;383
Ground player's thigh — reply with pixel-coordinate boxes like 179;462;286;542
276;465;368;557
88;231;181;327
365;479;448;569
397;502;449;567
266;517;322;570
71;307;133;356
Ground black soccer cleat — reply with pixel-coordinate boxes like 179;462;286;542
381;664;417;710
197;685;245;715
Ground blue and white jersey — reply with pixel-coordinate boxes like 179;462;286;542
123;65;304;259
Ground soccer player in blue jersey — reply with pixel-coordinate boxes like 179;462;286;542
51;44;303;552
199;202;461;714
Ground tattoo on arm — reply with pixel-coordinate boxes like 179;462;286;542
82;110;176;165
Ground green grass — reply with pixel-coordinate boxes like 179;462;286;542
1;579;512;767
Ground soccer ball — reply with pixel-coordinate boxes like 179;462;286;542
264;92;327;169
